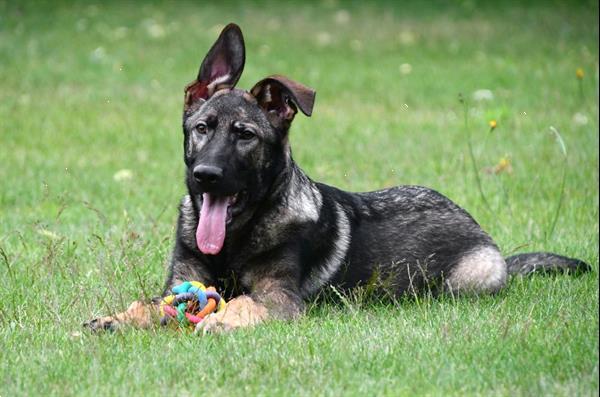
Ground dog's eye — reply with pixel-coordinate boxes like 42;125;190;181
238;129;256;140
195;123;208;135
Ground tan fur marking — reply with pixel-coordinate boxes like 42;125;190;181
242;91;258;104
87;300;159;330
208;87;232;99
447;246;507;293
196;295;268;334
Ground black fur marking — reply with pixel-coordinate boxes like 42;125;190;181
506;253;591;275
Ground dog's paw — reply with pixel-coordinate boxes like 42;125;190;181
84;301;158;332
83;316;119;332
196;312;236;334
195;296;268;335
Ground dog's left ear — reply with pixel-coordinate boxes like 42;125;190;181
184;23;245;109
250;75;316;129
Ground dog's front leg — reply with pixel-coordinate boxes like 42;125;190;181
84;299;160;332
198;278;303;334
85;247;215;332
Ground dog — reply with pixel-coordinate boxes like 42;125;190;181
85;23;590;333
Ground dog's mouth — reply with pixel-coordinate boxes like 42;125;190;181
196;191;246;255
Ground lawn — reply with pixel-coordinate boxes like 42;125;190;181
0;0;598;396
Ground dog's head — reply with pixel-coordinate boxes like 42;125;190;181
181;23;316;255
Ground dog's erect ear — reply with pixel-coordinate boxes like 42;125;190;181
184;23;245;109
250;75;316;129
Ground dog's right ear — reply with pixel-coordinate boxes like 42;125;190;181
184;23;245;110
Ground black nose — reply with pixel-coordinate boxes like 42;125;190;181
193;165;223;184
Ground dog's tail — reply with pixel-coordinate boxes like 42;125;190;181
505;252;592;275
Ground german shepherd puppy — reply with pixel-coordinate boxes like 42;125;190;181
85;24;590;333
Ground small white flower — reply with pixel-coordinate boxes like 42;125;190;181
334;9;351;25
113;169;133;182
90;47;106;63
143;19;165;38
398;31;415;45
472;89;494;101
573;112;588;126
399;63;412;75
316;32;332;47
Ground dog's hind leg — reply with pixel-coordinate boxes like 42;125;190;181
84;300;160;332
445;246;508;294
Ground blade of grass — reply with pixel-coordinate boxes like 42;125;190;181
546;126;568;242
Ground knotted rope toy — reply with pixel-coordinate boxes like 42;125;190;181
159;281;226;328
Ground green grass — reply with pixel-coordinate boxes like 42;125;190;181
1;1;598;395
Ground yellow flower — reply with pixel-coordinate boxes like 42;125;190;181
489;119;497;130
576;68;585;79
494;156;512;174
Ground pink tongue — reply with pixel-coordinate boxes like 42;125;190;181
196;193;231;255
